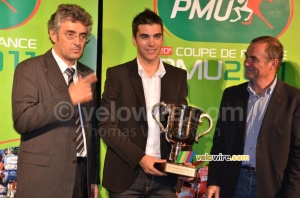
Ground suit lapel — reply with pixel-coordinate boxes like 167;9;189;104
235;83;250;143
259;79;285;133
160;64;171;102
128;60;148;135
129;60;146;108
43;50;68;92
77;62;90;77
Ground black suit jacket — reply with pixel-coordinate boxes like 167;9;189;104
207;79;300;198
99;58;188;192
12;50;100;198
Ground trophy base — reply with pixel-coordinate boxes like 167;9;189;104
154;162;196;178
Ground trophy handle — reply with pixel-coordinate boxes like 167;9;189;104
152;102;168;133
195;113;213;142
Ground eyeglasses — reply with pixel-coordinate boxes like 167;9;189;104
62;31;89;43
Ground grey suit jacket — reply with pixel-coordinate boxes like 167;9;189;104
99;58;188;193
12;50;99;198
207;79;300;198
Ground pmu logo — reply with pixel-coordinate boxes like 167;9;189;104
154;0;293;43
0;0;41;30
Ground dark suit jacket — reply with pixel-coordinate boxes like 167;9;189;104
207;79;300;198
12;50;100;198
99;58;188;193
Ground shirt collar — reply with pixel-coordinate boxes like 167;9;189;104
247;75;278;96
137;58;166;78
52;48;77;75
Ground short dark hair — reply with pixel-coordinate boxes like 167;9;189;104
251;36;284;69
48;4;93;35
132;8;163;37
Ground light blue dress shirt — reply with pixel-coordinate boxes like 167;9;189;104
242;77;277;167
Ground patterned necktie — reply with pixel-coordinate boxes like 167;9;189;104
65;67;84;155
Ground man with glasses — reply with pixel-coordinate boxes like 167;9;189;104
12;4;99;198
206;36;300;198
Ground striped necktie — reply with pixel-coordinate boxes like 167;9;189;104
65;67;85;155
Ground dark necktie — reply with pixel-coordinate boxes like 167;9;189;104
65;67;84;155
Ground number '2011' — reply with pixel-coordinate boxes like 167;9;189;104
0;51;35;71
162;59;286;81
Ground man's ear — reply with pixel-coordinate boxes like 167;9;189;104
269;59;279;70
132;35;137;47
273;59;279;70
49;30;57;43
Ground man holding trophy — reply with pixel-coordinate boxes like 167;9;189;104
99;9;188;197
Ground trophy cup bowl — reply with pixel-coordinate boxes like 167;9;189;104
152;102;213;177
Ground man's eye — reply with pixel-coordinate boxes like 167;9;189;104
67;33;75;37
80;35;87;39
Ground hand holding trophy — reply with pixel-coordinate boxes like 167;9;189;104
152;102;213;177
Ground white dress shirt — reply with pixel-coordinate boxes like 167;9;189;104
137;58;166;159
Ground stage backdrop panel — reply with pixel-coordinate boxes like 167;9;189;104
0;1;98;196
101;0;299;197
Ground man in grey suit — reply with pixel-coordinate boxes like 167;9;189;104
12;4;99;198
206;36;300;198
99;9;188;197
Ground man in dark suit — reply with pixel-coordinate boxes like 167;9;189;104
206;36;300;198
12;4;99;198
99;9;188;197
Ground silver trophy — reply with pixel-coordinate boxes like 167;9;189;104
152;102;213;177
